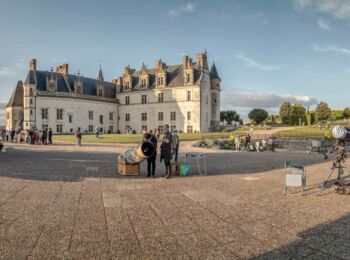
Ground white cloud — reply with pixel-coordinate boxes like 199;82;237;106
222;91;318;109
235;54;282;71
0;67;18;77
312;44;350;54
317;18;331;29
293;0;350;20
169;3;195;18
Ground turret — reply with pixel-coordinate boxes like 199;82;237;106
209;62;221;131
23;59;38;130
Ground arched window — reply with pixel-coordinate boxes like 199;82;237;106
76;84;81;94
98;88;103;97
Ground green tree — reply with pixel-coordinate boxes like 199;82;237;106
290;103;306;125
343;107;350;119
279;101;292;124
220;110;240;124
315;102;331;123
248;108;268;124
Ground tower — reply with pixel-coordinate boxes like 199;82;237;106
23;59;37;130
209;62;221;131
97;65;104;97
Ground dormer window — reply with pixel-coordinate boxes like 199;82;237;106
125;81;130;89
157;76;164;86
141;79;147;88
186;74;191;84
98;88;103;96
76;84;81;94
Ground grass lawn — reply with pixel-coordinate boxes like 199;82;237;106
272;126;331;138
53;128;249;144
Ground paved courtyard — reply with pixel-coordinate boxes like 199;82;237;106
1;142;350;259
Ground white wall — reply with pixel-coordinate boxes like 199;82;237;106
35;96;118;134
117;86;201;133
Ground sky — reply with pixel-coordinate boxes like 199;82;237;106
1;0;350;125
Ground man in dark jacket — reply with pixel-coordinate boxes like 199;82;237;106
144;133;157;177
48;128;53;144
160;125;172;178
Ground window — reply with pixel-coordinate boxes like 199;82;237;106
187;125;193;133
186;73;191;83
30;99;33;105
56;109;63;120
88;125;94;133
187;111;191;121
157;77;164;86
125;113;130;121
206;95;208;104
56;124;63;133
76;85;81;94
158;93;164;103
109;125;114;133
41;109;48;119
29;88;33;96
142;125;147;131
187;91;192;101
89;111;94;120
170;111;176;121
69;115;73;123
125;81;130;89
30;109;33;115
141;94;147;104
109;112;113;121
100;115;104;124
125;96;130;105
70;128;74;133
158;125;164;133
42;124;48;129
141;79;147;88
141;113;147;121
206;112;208;122
98;88;103;97
158;112;163;121
171;125;176;132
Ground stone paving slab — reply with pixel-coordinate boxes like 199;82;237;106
1;144;350;259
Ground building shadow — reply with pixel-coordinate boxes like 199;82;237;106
254;212;350;259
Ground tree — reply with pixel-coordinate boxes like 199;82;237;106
343;107;350;119
220;110;240;124
315;102;331;123
290;103;306;125
248;108;268;124
279;101;292;124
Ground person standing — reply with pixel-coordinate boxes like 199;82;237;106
6;129;10;142
10;129;15;143
75;129;82;147
160;125;172;178
235;134;240;151
144;132;157;178
42;127;47;145
48;127;53;144
245;134;251;151
171;129;180;162
95;127;100;138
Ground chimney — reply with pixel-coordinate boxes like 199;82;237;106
183;56;193;69
56;63;69;75
197;52;207;69
29;59;37;71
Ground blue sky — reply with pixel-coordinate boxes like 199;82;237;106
1;0;350;124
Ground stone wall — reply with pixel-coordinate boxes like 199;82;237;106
271;137;333;152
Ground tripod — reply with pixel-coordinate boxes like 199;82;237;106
318;141;350;196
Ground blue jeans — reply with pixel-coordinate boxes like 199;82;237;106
173;147;179;162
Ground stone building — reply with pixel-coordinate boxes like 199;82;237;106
6;51;221;134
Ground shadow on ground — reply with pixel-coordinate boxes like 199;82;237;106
0;147;329;182
255;213;350;259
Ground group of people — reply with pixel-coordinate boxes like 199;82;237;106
143;125;180;179
234;134;267;152
1;128;53;145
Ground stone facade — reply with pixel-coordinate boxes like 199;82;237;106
6;52;221;134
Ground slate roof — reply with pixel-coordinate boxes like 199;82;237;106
23;70;116;98
6;81;24;108
210;63;221;81
123;63;202;91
